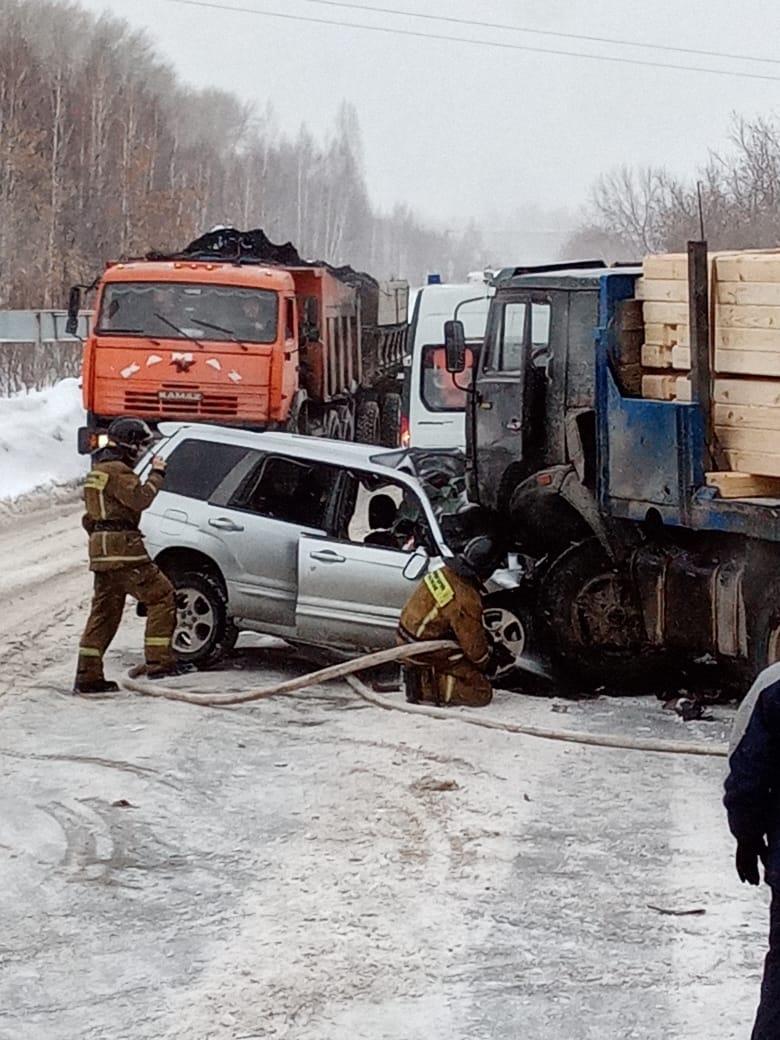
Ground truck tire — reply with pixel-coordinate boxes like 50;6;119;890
169;570;229;668
540;539;669;691
338;403;355;442
356;400;381;444
325;410;341;439
380;393;402;447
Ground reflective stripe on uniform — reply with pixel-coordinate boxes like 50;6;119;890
85;469;109;521
443;674;455;703
78;647;102;657
95;554;149;563
424;570;454;608
144;637;171;646
415;605;439;638
85;470;109;491
474;649;490;667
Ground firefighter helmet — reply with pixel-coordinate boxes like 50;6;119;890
107;417;154;450
458;536;504;581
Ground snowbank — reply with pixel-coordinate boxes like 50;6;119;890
0;379;87;501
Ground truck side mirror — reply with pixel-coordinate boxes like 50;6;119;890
65;286;81;336
444;319;466;374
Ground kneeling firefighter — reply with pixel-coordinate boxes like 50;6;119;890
74;418;184;695
397;536;511;708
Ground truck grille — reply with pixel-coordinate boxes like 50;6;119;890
123;389;239;417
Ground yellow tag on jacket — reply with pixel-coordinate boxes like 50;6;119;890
424;569;455;608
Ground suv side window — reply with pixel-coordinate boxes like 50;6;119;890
339;472;435;554
230;455;339;530
162;439;252;501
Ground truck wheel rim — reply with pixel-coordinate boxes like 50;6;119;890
483;606;526;672
174;588;216;654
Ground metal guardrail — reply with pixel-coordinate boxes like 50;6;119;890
0;309;91;343
0;309;92;395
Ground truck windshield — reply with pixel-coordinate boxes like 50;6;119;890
420;344;475;412
97;282;279;344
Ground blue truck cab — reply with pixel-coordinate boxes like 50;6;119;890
457;261;780;683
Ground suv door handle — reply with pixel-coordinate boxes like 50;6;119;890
310;549;346;563
208;517;244;532
505;418;523;432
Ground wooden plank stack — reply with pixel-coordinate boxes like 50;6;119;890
638;251;780;479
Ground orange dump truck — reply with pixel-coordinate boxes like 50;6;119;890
70;228;408;453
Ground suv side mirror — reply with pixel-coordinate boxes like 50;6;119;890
402;547;429;581
65;286;81;336
444;319;466;374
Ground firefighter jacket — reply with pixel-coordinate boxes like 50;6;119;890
398;563;491;671
82;454;164;572
724;663;780;886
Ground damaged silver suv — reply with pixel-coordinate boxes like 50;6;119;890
139;424;529;675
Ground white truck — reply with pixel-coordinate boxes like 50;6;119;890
402;282;492;450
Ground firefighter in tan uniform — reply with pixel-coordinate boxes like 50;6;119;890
397;536;510;707
74;417;181;695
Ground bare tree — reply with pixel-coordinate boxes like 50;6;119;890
1;0;487;307
566;113;780;260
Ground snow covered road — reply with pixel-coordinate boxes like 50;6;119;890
0;505;770;1039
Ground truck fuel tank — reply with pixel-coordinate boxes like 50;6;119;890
631;545;747;658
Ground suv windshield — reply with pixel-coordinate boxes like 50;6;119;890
97;282;279;344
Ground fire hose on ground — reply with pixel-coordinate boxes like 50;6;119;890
119;640;729;759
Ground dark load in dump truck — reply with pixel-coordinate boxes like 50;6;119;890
443;245;780;687
70;227;408;452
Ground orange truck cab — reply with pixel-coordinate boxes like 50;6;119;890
72;228;408;453
77;259;298;452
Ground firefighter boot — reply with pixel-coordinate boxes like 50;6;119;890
403;665;423;703
145;661;197;680
73;678;120;696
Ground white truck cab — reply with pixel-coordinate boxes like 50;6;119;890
403;281;492;451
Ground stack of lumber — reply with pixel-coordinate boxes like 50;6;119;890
637;251;780;478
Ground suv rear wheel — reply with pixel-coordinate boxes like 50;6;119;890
170;570;229;667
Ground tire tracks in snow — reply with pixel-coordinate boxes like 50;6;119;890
0;502;87;700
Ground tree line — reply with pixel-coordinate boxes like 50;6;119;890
0;0;483;309
566;114;780;261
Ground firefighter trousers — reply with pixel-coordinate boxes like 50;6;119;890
402;653;493;708
77;562;176;682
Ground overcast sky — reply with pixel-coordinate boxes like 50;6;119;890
78;0;780;242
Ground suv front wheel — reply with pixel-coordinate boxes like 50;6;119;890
482;589;547;691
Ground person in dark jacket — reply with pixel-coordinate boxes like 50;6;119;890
724;663;780;1039
74;417;182;695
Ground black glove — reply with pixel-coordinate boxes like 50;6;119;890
488;641;515;677
736;837;769;886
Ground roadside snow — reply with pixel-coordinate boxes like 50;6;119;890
0;378;86;500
